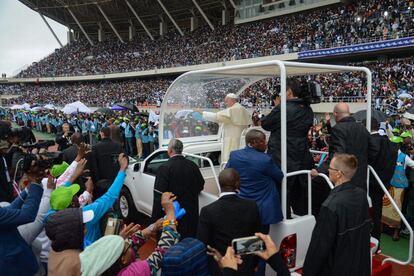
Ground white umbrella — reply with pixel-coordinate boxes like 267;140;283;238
44;104;57;110
21;103;31;110
10;104;22;110
174;109;193;119
30;106;44;112
398;93;413;99
61;101;92;114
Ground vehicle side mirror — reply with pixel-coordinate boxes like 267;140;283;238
133;163;141;172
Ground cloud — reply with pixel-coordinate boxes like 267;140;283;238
0;0;67;76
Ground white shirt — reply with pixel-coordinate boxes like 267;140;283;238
219;192;237;198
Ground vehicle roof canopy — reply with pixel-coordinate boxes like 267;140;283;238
159;60;371;147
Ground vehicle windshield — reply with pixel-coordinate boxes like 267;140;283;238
159;73;267;146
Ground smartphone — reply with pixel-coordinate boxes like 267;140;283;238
232;236;266;255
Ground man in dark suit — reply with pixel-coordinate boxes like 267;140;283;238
198;168;260;275
367;118;398;245
226;129;284;233
55;123;72;151
151;139;204;238
313;103;371;191
62;132;82;164
88;127;123;183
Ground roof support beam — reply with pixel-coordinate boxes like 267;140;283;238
67;8;94;46
156;0;184;36
228;0;237;9
125;0;154;41
191;0;214;31
38;12;63;47
96;4;125;43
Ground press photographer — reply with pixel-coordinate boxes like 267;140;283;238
261;78;316;218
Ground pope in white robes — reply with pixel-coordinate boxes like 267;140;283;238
203;93;252;163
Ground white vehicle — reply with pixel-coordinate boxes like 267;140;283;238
118;60;413;274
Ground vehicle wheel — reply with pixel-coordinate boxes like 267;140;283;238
117;187;139;223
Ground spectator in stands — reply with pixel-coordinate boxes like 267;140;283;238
197;168;261;275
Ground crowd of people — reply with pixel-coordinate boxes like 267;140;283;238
15;0;414;78
1;56;414;111
2;80;414;275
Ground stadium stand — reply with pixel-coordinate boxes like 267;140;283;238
15;0;414;78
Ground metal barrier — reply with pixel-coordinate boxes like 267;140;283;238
368;165;413;265
286;170;334;217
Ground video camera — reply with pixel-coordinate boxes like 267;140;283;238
21;151;63;173
299;81;322;104
20;140;56;150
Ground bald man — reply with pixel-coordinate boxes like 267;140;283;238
203;93;252;163
197;168;260;275
312;103;371;190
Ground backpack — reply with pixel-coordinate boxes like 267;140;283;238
390;151;409;188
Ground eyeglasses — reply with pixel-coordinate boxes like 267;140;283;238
328;167;343;174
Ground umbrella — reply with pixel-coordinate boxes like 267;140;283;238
10;104;22;110
175;110;193;119
111;105;126;111
353;109;387;123
30;106;44;112
403;106;414;120
116;102;137;111
95;107;113;114
61;101;92;114
398;93;413;99
44;104;57;110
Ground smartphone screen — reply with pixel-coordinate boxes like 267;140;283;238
232;236;266;255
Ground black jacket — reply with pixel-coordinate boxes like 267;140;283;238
261;99;314;172
368;133;398;193
152;155;204;238
0;155;12;202
197;194;261;275
303;182;371;276
88;138;123;182
55;132;71;151
62;145;78;164
318;116;371;190
45;208;84;252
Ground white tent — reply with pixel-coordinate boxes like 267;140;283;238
61;101;92;114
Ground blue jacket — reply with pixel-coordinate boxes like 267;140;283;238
60;171;127;244
226;147;284;225
0;184;43;276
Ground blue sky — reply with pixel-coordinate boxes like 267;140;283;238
0;0;67;76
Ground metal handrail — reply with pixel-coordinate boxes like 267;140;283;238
368;165;413;265
285;170;334;217
182;152;221;194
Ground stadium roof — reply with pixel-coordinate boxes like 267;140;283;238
19;0;234;41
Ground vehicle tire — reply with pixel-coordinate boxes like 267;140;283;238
117;187;139;223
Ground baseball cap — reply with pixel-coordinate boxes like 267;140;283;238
51;162;69;178
50;184;80;210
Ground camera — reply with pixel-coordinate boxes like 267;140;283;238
300;81;322;104
232;236;266;255
21;152;63;173
21;140;56;150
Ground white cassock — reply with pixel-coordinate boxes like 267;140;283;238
203;103;252;163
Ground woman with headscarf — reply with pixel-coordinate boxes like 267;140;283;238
79;192;179;276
